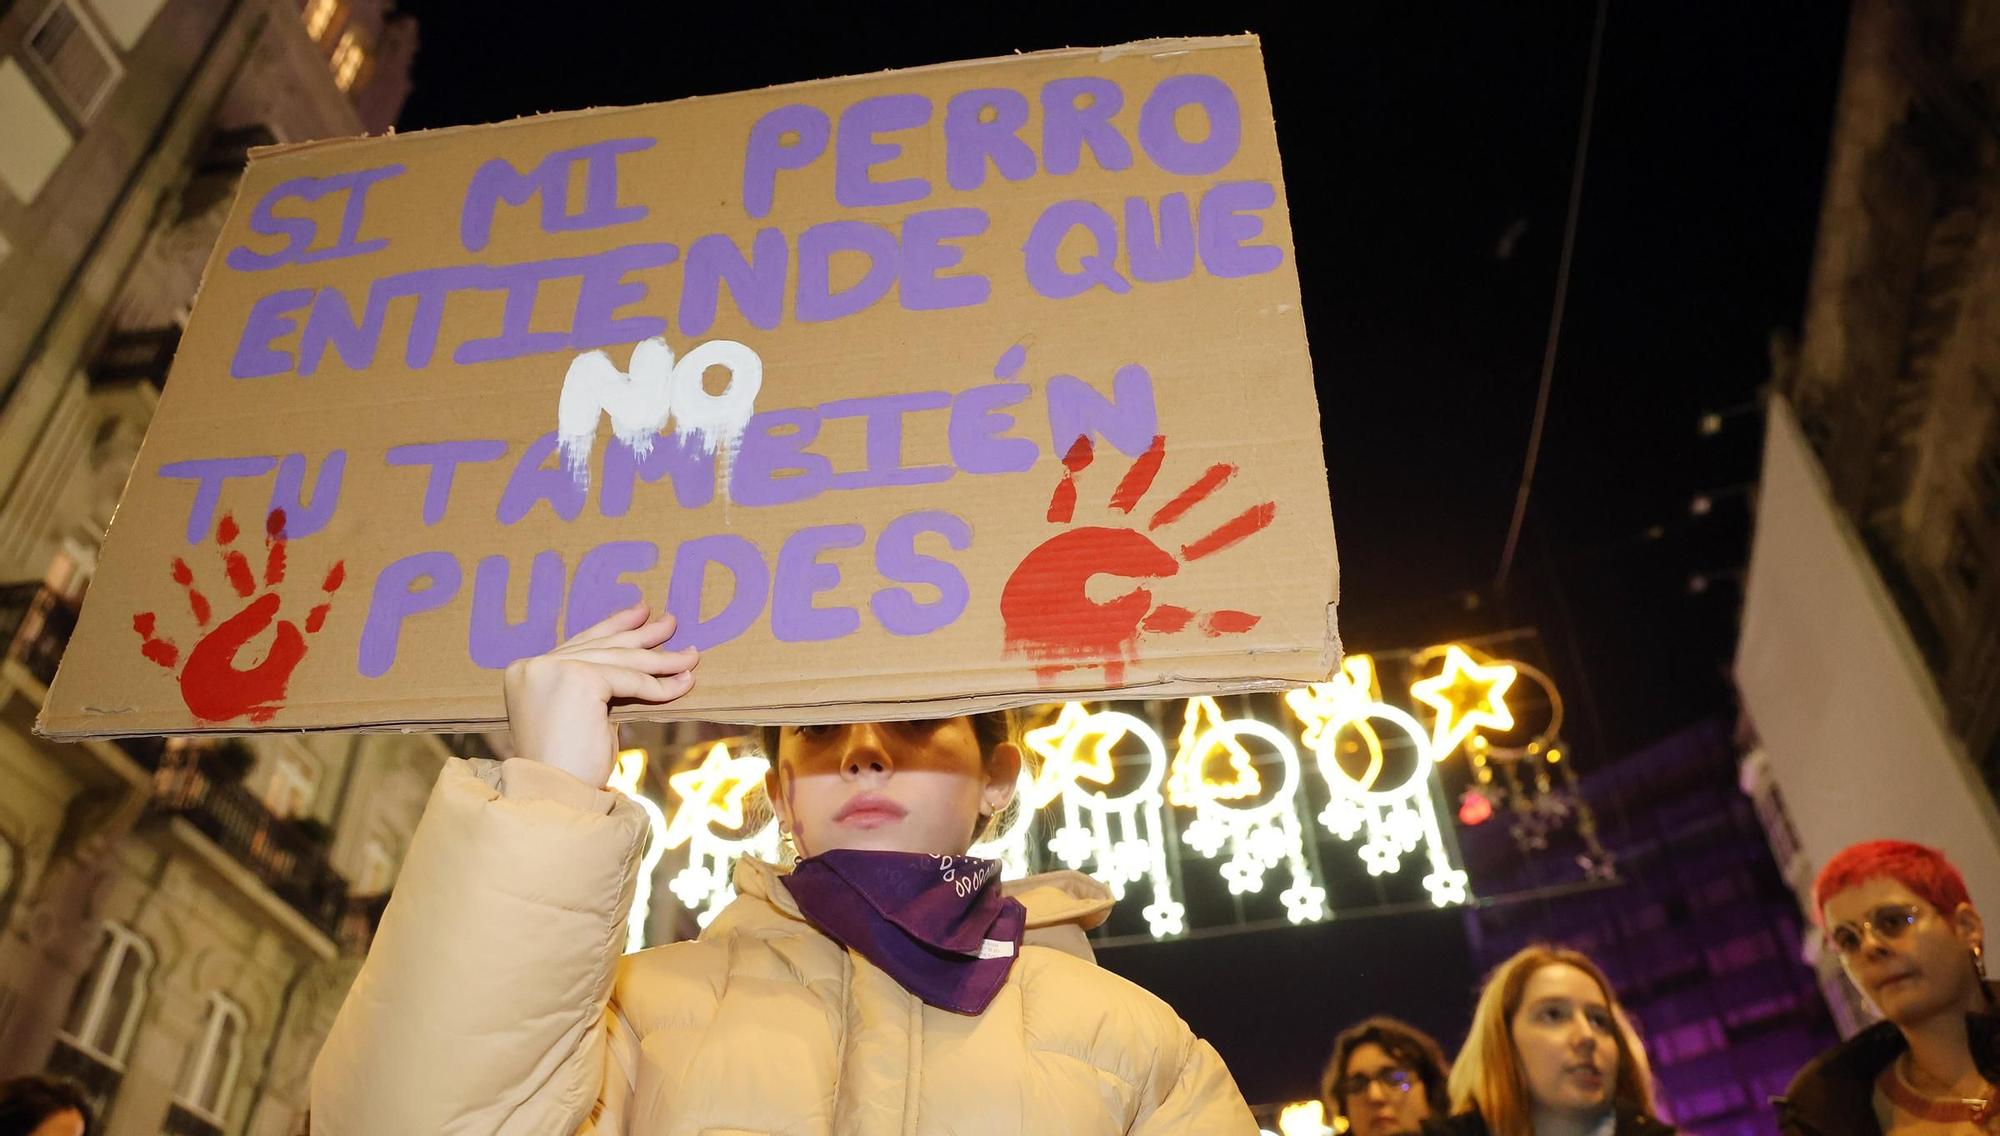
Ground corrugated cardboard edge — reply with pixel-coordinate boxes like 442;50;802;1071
40;674;1319;740
242;35;1264;168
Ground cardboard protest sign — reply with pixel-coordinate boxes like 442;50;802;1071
40;34;1339;738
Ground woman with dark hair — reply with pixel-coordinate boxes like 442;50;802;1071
1778;839;1998;1135
1322;1016;1451;1136
0;1076;92;1136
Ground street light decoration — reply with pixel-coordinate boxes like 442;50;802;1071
623;636;1605;942
662;741;779;931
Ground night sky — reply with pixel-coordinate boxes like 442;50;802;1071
393;0;1850;1106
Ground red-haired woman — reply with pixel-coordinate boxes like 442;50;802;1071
1779;839;1998;1134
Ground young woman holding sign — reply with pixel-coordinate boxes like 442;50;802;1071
309;602;1258;1134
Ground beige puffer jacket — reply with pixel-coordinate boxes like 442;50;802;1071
311;757;1258;1135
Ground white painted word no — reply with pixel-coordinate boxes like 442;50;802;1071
556;336;763;488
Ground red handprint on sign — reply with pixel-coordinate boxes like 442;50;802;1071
132;509;344;723
1000;435;1274;684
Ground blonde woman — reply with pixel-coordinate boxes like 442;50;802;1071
1425;944;1675;1136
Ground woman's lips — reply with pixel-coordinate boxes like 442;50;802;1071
834;794;908;828
1568;1064;1604;1091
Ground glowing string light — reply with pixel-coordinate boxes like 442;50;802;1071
1288;656;1470;907
1172;701;1324;923
1167;697;1262;803
1408;644;1517;757
1023;703;1186;937
1278;1100;1336;1136
662;741;778;928
609;748;669;953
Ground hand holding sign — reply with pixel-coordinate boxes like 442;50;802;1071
502;604;699;788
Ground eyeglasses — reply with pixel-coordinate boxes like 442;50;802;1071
1827;903;1923;955
1336;1066;1419;1098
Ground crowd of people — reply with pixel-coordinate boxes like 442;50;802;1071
2;607;1996;1134
1321;841;1997;1136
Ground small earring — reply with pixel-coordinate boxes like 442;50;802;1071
1976;944;1989;981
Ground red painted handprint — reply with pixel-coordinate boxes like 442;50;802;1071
1000;435;1274;684
132;509;344;723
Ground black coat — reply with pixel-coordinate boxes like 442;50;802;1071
1775;1009;2000;1136
1420;1106;1677;1136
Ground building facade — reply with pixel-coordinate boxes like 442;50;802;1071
1734;0;2000;1013
1458;719;1839;1135
0;2;422;1133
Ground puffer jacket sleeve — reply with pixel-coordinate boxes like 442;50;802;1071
311;758;650;1135
1130;1032;1261;1135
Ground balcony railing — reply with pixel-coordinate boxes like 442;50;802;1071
0;583;376;950
0;582;78;687
89;326;183;389
45;1038;121;1118
150;744;351;943
337;889;391;955
162;1103;225;1136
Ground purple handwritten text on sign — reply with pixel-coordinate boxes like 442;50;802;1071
227;164;405;272
158;456;279;543
460;137;655;252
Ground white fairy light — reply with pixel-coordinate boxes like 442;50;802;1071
609;748;670;953
1022;703;1185;937
649;676;1475;937
1287;656;1471;908
659;741;780;929
1169;700;1325;922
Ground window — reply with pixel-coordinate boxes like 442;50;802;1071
355;840;395;895
0;58;75;202
60;922;151;1064
262;748;319;819
42;541;93;602
176;995;246;1124
24;0;122;122
302;0;340;41
329;29;367;92
1707;929;1779;974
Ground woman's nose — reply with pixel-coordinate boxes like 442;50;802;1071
839;724;895;778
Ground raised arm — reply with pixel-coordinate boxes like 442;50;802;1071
310;605;697;1134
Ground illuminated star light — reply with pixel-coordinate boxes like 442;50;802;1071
609;748;670;953
1018;702;1181;929
662;741;767;850
1290;686;1472;909
1021;702;1116;809
1409;644;1517;757
659;740;779;929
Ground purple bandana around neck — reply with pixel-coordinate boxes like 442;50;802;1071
781;849;1027;1015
